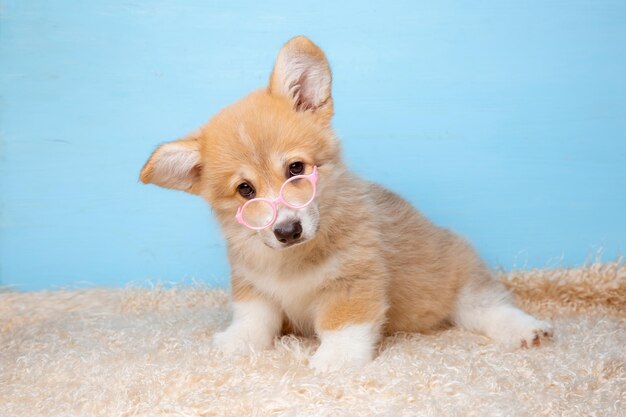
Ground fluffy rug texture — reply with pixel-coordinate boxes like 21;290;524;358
1;262;624;417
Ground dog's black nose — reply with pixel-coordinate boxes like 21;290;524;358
273;221;303;244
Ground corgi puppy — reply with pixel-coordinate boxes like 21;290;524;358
140;36;553;372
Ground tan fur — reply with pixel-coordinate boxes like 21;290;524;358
230;276;259;302
140;36;551;366
316;280;387;331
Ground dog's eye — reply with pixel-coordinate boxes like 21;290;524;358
287;161;304;177
237;182;255;199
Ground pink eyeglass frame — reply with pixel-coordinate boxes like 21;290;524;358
235;166;319;230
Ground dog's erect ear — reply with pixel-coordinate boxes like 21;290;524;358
269;36;333;122
139;134;203;195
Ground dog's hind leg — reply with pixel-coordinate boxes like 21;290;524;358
452;273;553;348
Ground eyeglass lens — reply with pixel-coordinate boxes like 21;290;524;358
241;176;315;228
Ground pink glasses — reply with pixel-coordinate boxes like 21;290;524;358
235;166;318;230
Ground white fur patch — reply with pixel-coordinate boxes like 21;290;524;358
261;204;319;248
453;285;553;349
310;323;379;372
237;124;254;148
212;299;282;354
240;255;339;335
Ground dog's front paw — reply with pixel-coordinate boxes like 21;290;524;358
212;326;274;354
309;324;378;373
309;341;372;373
212;328;249;354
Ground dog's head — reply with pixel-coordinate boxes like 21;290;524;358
140;37;341;249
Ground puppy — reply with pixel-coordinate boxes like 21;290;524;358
140;36;553;372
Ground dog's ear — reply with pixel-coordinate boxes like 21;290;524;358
139;133;203;194
269;36;333;123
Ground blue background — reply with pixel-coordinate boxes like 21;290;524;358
1;1;625;291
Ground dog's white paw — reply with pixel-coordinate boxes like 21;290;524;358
212;328;250;354
212;300;282;354
454;291;555;350
494;314;554;349
212;326;273;354
309;341;372;373
309;323;378;373
517;320;553;348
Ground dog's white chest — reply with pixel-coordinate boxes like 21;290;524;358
243;256;339;334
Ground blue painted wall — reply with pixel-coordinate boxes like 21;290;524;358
1;1;625;291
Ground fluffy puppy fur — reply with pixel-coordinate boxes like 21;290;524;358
140;36;553;372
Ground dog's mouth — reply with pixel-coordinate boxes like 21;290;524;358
278;237;306;248
263;236;307;250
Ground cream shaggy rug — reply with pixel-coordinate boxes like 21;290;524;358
1;263;624;417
